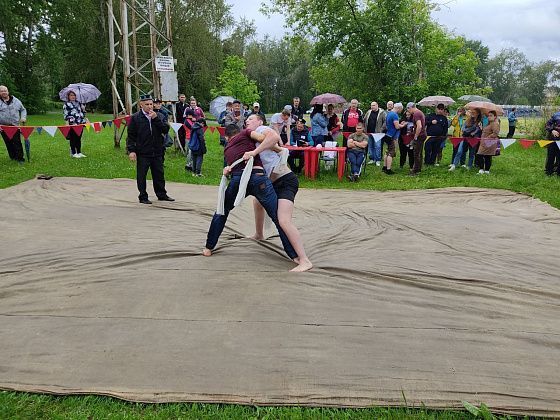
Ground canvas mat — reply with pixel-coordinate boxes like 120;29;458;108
0;177;559;416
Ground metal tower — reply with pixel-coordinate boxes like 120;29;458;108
106;0;174;145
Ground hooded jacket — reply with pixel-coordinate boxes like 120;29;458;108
0;95;27;126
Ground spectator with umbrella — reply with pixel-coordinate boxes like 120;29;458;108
59;83;100;158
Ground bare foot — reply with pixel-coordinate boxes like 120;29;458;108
202;248;212;257
248;234;265;240
290;258;313;272
293;257;300;264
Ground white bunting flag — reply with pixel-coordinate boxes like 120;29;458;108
500;139;516;149
371;133;385;143
170;122;183;134
43;126;58;137
556;141;560;150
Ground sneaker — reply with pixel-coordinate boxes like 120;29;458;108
367;160;375;165
484;171;490;174
347;175;354;182
461;164;467;168
435;163;440;167
375;161;381;166
448;164;456;171
385;169;395;175
477;169;484;175
77;153;86;158
196;173;203;177
72;153;80;158
382;166;387;173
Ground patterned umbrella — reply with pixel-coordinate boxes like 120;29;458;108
209;96;236;118
418;95;455;107
310;93;347;105
465;101;504;116
59;83;101;103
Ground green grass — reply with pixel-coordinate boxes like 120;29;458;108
1;391;523;419
0;113;554;418
2;113;559;209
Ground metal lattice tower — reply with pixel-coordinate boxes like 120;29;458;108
106;0;173;144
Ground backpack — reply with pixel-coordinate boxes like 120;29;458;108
188;125;206;154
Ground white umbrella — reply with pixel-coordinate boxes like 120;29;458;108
59;83;101;103
209;96;235;118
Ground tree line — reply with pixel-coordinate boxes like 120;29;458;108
0;0;557;115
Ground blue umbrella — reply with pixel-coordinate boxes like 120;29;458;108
59;83;101;103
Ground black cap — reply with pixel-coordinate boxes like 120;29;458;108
153;98;162;104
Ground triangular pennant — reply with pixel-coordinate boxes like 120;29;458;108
36;127;43;135
113;119;122;129
482;138;500;148
124;115;132;126
94;122;102;132
342;131;352;139
102;121;107;128
170;122;183;134
58;126;72;138
518;139;535;149
20;126;35;140
43;126;58;137
107;120;113;127
216;126;226;137
466;137;480;147
209;126;216;134
557;141;560;151
71;125;84;136
0;126;20;140
84;123;91;132
449;137;463;148
371;133;385;143
500;139;516;149
537;140;553;148
203;126;208;133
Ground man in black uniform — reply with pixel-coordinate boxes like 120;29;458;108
127;94;174;204
175;93;188;148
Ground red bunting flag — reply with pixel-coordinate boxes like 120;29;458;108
20;126;35;140
124;115;132;126
93;122;102;132
203;126;208;133
58;126;72;138
466;138;480;147
0;125;20;140
449;137;463;148
209;126;216;134
518;139;535;149
401;134;413;145
216;126;226;137
342;131;352;139
113;118;123;129
71;125;84;136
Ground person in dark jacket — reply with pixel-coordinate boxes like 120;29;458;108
545;111;560;176
175;94;188;148
126;95;174;204
424;104;449;165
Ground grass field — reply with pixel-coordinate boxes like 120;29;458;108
0;113;554;419
1;113;559;209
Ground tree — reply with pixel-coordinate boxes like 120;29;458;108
484;48;528;104
264;0;481;105
211;55;260;105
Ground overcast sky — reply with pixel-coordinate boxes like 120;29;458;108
228;0;558;63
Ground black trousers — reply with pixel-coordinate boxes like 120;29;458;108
545;143;560;175
1;129;24;161
178;126;186;149
66;129;82;154
480;155;492;171
424;136;444;165
136;154;167;200
507;126;516;138
288;150;304;174
398;137;414;168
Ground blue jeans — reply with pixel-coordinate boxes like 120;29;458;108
368;134;382;161
453;141;476;168
205;171;297;259
192;152;203;174
347;149;365;175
